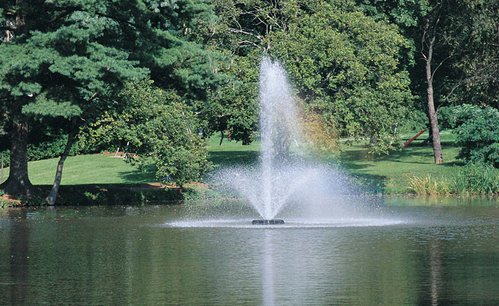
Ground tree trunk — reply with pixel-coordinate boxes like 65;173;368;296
0;0;33;196
1;120;34;196
425;35;444;164
46;131;76;206
45;93;97;205
219;130;224;146
426;83;443;164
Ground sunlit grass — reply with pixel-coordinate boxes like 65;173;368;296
209;130;466;194
1;130;493;196
0;154;154;185
338;131;464;193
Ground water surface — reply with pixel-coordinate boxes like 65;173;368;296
0;199;498;305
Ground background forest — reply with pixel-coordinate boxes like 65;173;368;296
0;0;497;203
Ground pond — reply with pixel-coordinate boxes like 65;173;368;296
0;198;498;305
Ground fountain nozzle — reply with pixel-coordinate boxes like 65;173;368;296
252;219;285;225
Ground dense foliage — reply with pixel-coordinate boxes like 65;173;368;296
0;0;223;197
441;105;499;167
204;56;259;144
268;2;413;153
85;81;210;187
1;0;498;200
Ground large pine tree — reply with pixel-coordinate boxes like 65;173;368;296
0;0;219;201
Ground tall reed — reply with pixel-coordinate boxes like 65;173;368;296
409;164;498;196
408;175;451;196
453;163;498;196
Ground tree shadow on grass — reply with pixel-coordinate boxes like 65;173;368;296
441;160;465;167
349;173;388;193
118;164;157;184
341;142;462;167
118;169;156;184
209;150;259;168
32;183;182;206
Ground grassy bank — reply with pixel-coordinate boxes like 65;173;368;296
0;153;155;185
337;132;464;194
0;131;497;205
210;131;497;196
0;154;174;206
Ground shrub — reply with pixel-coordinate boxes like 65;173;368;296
0;135;82;167
0;150;8;168
89;81;212;188
453;163;498;196
27;135;81;161
441;104;499;167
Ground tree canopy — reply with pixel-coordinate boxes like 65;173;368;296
85;81;211;187
1;0;498;201
268;2;414;153
0;0;224;198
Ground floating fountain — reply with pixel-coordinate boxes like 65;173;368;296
252;219;285;225
252;57;302;225
216;57;363;225
167;56;406;229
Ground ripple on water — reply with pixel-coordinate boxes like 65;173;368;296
163;217;408;229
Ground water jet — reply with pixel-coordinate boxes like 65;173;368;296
214;56;369;224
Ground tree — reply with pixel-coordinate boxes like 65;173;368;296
212;1;416;153
212;0;295;54
411;0;499;164
443;0;499;107
359;0;498;162
268;2;414;153
204;56;259;145
420;1;445;164
0;0;221;203
0;1;148;200
204;0;282;144
87;81;211;188
441;104;499;167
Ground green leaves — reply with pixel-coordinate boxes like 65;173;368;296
269;3;413;153
441;104;499;167
86;81;211;187
22;96;82;119
0;0;223;195
120;81;211;187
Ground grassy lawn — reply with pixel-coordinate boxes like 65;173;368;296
0;153;155;185
338;131;463;193
208;135;260;168
210;131;465;194
0;131;470;195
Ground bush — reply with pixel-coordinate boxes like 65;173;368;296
0;150;8;168
27;135;81;161
453;163;498;196
0;135;82;167
441;104;499;167
89;81;212;188
0;135;80;167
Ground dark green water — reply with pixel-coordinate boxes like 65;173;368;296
0;200;498;305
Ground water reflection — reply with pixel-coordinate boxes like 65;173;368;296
0;204;497;304
430;240;443;306
7;209;29;305
262;230;275;306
